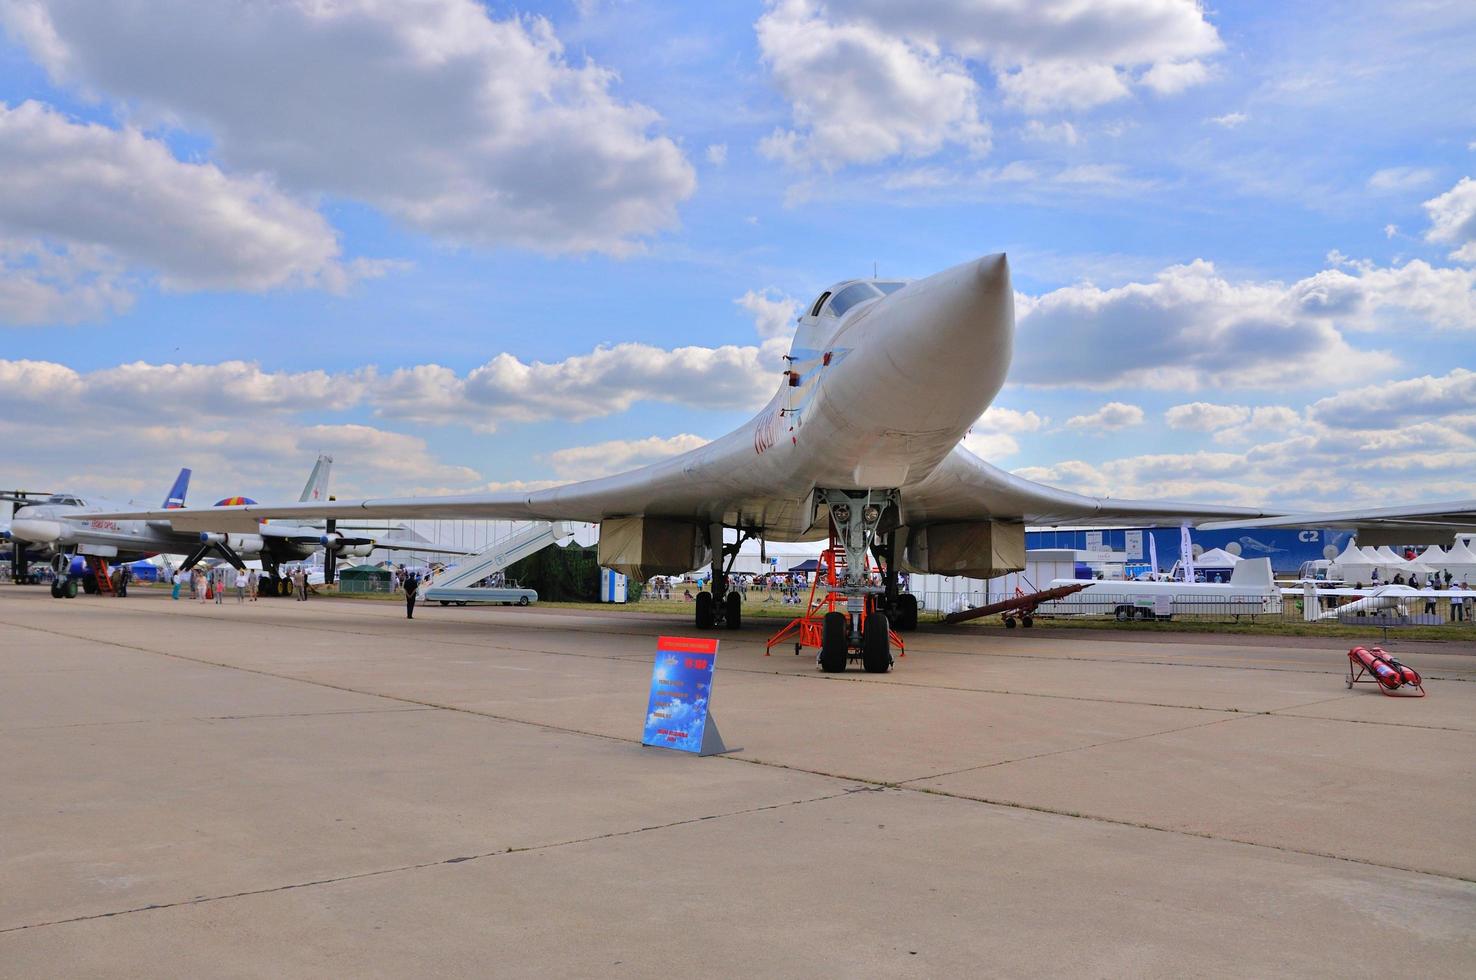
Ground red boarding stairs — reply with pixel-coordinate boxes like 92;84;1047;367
765;525;904;660
86;556;114;594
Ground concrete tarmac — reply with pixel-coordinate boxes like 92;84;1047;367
2;587;1473;977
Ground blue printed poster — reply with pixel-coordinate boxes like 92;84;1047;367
642;636;718;753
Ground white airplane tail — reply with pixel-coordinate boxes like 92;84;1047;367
1228;557;1274;589
299;454;333;502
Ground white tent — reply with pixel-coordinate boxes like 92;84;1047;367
1374;545;1407;566
1195;547;1242;566
1443;539;1476;583
1330;538;1377;583
1418;544;1449;567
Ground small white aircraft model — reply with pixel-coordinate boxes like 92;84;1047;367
89;254;1290;670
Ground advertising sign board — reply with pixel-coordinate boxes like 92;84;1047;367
642;636;729;755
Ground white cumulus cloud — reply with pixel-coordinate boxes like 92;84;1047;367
1066;401;1144;430
756;0;1221;166
0;101;366;322
545;434;708;481
1423;176;1476;264
757;0;989;169
0;0;695;255
1014;257;1476;392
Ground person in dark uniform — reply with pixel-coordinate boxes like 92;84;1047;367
404;572;418;619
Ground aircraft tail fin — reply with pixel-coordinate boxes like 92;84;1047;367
299;455;333;503
162;468;191;509
1229;557;1274;589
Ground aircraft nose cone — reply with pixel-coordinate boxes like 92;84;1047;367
873;252;1014;430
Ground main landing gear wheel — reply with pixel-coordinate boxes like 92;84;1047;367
724;591;742;630
50;579;63;598
862;611;892;673
64;578;77;598
695;591;715;629
894;593;918;632
82;576;99;595
819;611;848;673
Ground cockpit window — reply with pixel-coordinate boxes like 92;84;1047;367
45;495;83;506
873;281;907;295
808;291;831;317
826;283;882;317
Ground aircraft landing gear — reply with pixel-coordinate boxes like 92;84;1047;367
767;489;905;671
694;523;752;631
724;590;742;630
819;611;848;672
862;611;893;673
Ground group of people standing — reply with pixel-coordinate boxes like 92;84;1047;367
171;565;257;603
167;566;318;603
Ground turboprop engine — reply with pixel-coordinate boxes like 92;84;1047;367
200;531;264;554
320;533;373;557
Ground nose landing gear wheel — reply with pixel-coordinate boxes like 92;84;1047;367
862;611;892;673
819;611;848;672
695;590;715;629
724;591;742;630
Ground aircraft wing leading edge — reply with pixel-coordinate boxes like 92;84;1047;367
80;442;1275;536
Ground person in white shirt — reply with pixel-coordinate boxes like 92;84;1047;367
235;569;248;603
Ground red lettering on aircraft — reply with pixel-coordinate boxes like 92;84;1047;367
753;410;777;456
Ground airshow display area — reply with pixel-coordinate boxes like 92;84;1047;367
4;257;1474;973
3;0;1475;969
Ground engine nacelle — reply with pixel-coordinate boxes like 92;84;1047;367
200;531;263;552
12;518;70;544
341;543;373;558
597;516;710;581
901;521;1025;579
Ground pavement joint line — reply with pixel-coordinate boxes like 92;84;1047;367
894;713;1249;785
5;615;1473;887
0;788;861;936
899;784;1476;885
1;705;436;736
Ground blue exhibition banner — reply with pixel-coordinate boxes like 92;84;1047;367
642;636;719;754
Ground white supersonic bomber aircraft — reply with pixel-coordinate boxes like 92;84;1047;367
89;255;1285;669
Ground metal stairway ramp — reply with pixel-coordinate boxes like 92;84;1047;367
422;521;575;604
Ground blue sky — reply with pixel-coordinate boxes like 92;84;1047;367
0;1;1472;509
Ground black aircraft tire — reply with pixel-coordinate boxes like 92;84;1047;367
50;579;63;598
82;576;98;595
724;591;742;630
695;591;715;629
862;611;892;673
819;611;848;672
895;593;919;632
